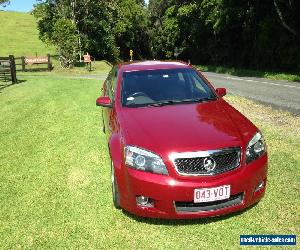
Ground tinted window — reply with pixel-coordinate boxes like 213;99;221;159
121;68;216;107
107;67;118;100
103;70;113;96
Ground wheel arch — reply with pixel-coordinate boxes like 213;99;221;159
108;133;129;207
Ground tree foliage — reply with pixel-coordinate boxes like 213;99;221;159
33;0;300;71
52;18;78;59
33;0;149;61
0;0;9;6
148;0;300;71
114;0;150;60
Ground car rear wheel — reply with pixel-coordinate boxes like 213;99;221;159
111;161;120;209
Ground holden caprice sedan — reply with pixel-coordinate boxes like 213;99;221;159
96;61;268;219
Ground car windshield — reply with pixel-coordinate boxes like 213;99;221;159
121;68;217;107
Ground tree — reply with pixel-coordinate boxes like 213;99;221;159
273;0;299;37
33;0;150;62
33;0;119;61
33;0;80;60
0;0;9;6
52;18;79;59
114;0;151;60
33;0;300;70
148;0;300;71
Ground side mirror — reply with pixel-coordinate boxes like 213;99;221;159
216;88;227;97
96;96;112;108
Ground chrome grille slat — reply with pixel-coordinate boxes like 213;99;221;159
171;147;241;176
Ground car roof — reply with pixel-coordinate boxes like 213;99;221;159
118;60;190;72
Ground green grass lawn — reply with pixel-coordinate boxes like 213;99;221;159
0;11;55;57
0;71;299;249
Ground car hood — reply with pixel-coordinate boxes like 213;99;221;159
119;100;255;156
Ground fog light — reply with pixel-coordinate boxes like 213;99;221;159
136;196;153;207
255;181;265;192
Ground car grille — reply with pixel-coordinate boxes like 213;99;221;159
175;193;244;213
172;147;241;176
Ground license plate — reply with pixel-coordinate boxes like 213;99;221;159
194;185;231;203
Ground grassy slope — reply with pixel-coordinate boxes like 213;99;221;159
0;72;299;249
0;11;55;57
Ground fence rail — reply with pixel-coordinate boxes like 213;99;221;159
1;54;55;85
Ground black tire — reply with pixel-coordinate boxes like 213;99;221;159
111;161;120;209
102;112;105;134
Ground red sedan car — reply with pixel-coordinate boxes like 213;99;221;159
96;61;268;219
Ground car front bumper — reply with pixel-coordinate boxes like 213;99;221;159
118;154;268;219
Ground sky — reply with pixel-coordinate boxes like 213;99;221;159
1;0;149;12
0;0;37;12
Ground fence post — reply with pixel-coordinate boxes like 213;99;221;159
21;56;26;72
9;55;17;84
47;54;52;71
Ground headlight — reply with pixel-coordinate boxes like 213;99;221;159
246;132;266;164
125;146;168;175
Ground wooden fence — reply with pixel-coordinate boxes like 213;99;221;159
0;55;17;84
0;54;54;85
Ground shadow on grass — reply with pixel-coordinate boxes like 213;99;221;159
74;61;87;67
73;61;96;72
122;202;259;225
0;79;27;92
0;83;13;91
20;68;52;73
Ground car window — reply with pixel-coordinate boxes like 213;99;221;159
107;66;118;100
188;72;208;94
121;68;216;107
104;69;113;96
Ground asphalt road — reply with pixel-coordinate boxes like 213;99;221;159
203;72;300;115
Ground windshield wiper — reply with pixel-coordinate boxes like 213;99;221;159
145;97;215;107
180;97;215;103
146;100;180;107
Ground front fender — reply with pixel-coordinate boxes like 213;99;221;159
109;134;123;169
108;133;128;205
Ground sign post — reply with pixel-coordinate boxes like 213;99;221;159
23;55;52;71
130;50;133;61
83;53;92;71
47;54;51;71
